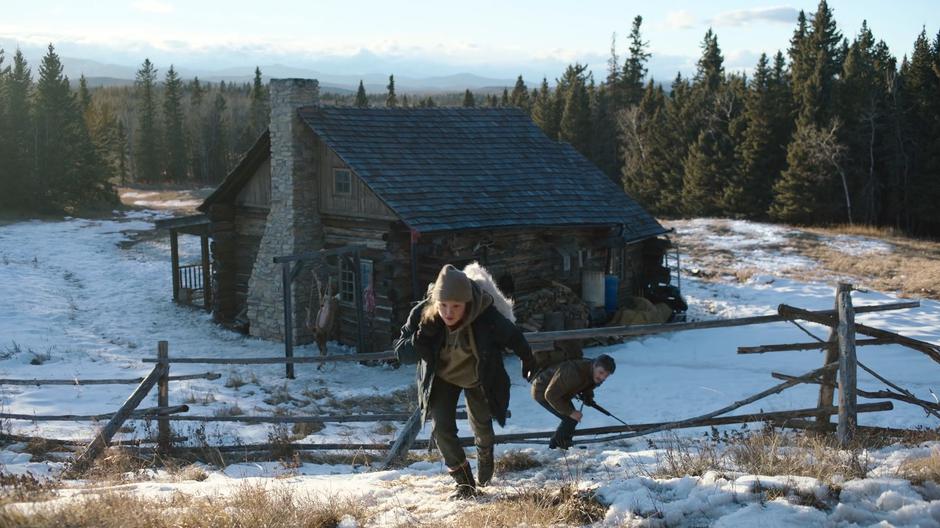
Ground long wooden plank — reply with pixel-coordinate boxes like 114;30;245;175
738;338;890;354
380;407;423;469
524;301;919;343
0;405;189;422
162;412;425;423
142;351;396;365
67;364;166;476
572;363;840;445
0;372;220;385
778;303;940;365
128;402;894;453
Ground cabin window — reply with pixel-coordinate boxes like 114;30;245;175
340;258;373;303
334;169;352;195
562;254;571;272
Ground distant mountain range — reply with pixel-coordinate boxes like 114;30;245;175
53;56;518;94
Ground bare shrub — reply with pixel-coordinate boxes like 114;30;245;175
213;403;243;417
372;422;397;435
329;387;416;413
291;420;326;439
456;485;606;528
494;450;542;475
82;448;155;483
651;434;722;478
224;372;246;389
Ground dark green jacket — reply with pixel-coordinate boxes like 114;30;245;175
394;298;533;426
532;359;596;417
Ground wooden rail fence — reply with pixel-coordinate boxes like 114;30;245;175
1;285;931;473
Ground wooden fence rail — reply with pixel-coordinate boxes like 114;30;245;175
0;405;188;422
0;372;219;386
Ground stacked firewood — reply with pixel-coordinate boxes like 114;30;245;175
513;281;590;332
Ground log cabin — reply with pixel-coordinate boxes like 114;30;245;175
187;78;671;351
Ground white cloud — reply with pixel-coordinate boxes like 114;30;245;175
709;6;799;27
665;10;697;30
132;1;174;14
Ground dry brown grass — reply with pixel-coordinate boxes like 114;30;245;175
668;219;940;299
328;387;417;413
0;471;58;507
651;435;722;478
0;483;371;528
898;447;940;485
456;485;606;528
494;450;542;475
727;429;871;483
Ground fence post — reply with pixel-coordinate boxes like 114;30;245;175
836;283;857;446
815;285;841;427
282;261;295;379
157;341;170;454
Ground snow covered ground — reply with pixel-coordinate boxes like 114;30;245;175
3;208;940;526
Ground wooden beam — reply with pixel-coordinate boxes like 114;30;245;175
170;230;180;302
836;283;858;446
524;301;919;343
738;338;891;354
0;405;188;422
573;362;840;445
778;303;940;366
161;412;431;424
142;351;396;364
201;234;212;312
0;372;220;386
157;341;171;454
380;407;423;469
67;364;167;476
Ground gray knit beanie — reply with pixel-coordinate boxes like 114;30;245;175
434;264;473;303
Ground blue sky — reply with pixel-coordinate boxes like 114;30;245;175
1;1;938;82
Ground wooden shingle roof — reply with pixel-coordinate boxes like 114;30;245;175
297;106;666;241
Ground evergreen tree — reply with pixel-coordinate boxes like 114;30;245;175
559;71;591;154
249;66;267;130
794;1;843;126
500;88;509;106
134;58;161;182
509;75;530;111
205;92;230;183
35;44;113;209
0;48;9;209
620;15;650;107
163;65;186;182
116;119;129;186
695;28;725;92
770;120;846;223
78;74;92;116
734;53;780;218
189;77;208;183
385;75;398;108
589;83;619;181
531;77;559;139
419;96;436;108
355;80;369;108
622;81;686;214
682;129;728;216
904;29;940;231
401;94;410;107
5;49;34;208
462;89;476;107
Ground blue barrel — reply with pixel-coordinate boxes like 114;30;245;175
604;274;619;314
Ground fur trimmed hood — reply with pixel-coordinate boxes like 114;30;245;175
462;262;515;323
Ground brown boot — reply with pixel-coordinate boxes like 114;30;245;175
476;445;494;487
447;460;477;500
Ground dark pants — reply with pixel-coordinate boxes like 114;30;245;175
428;377;494;469
534;396;579;447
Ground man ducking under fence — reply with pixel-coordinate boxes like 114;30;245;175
530;354;616;449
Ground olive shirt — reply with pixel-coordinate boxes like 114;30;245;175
531;359;596;417
435;292;493;388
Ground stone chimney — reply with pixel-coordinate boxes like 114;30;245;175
246;78;323;342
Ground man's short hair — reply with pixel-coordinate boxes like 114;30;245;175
594;354;616;374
